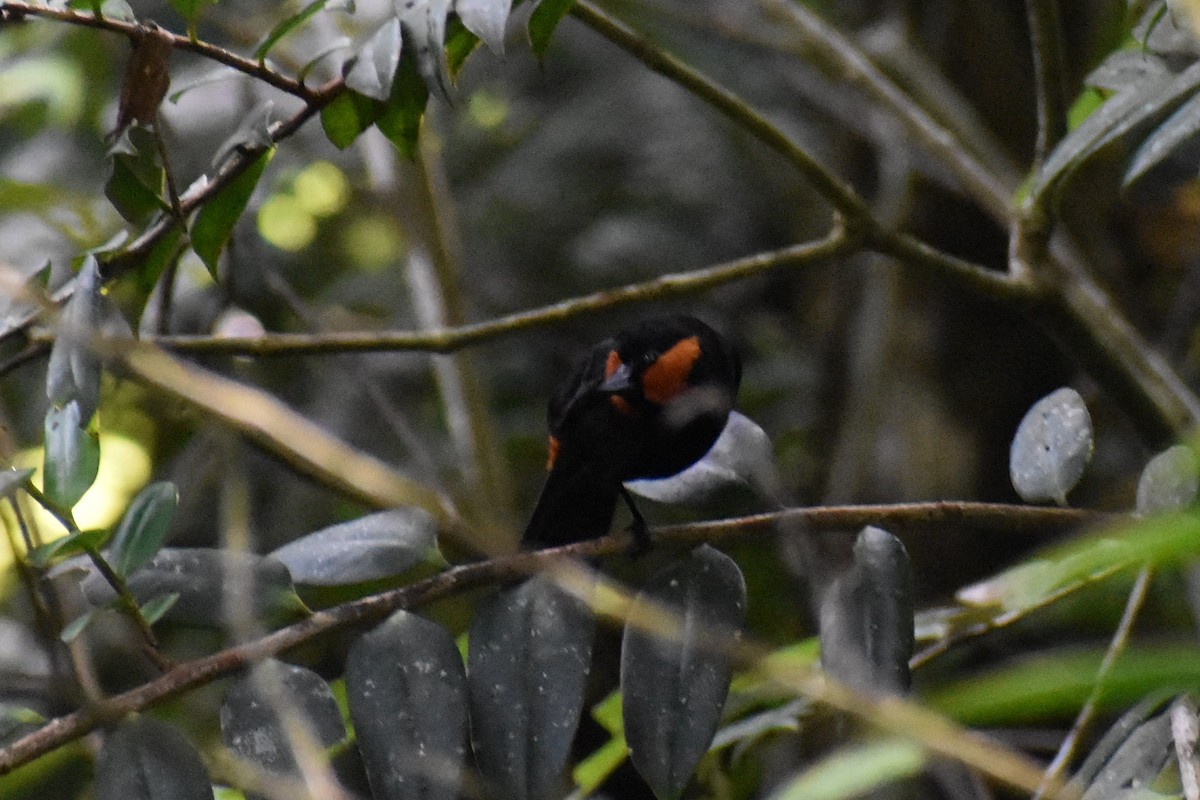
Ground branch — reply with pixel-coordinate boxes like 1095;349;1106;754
143;233;855;356
569;0;871;220
0;500;1099;776
1024;0;1069;169
0;1;320;101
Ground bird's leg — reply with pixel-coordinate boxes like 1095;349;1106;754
620;487;652;555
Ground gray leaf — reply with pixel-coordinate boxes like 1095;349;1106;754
1009;387;1093;505
1136;445;1199;516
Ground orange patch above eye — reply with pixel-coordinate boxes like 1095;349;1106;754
546;435;561;470
604;349;622;379
642;336;701;404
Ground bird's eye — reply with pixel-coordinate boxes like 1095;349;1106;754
642;350;659;365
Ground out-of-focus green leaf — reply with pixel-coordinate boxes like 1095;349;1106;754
43;401;100;509
139;593;180;625
254;0;329;61
445;17;481;76
169;0;218;37
929;646;1200;725
210;101;275;167
320;90;382;150
59;610;95;643
345;17;403;101
109;481;178;577
528;0;574;59
27;528;107;568
376;55;428;159
769;739;927;800
191;147;273;276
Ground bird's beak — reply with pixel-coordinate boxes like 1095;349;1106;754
599;362;635;393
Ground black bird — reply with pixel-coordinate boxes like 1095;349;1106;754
523;315;741;549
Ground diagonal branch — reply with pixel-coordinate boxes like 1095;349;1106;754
0;500;1099;777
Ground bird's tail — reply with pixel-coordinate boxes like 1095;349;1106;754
522;461;622;549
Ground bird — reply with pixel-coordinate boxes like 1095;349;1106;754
522;314;742;550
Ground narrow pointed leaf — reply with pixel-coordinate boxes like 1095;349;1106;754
221;659;346;778
95;717;211;800
345;17;403;101
59;609;96;643
468;574;595;800
43;401;100;509
1126;90;1200;184
211;102;275;167
254;0;329;61
769;739;927;800
139;592;179;625
345;610;469;800
1009;387;1093;505
528;0;573;59
626;411;780;504
105;126;166;226
1137;445;1199;516
621;545;746;800
456;0;511;54
270;507;441;586
110;481;178;577
819;527;914;694
46;256;104;421
27;527;108;568
80;548;305;627
192;147;274;276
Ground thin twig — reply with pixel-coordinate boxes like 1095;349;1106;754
0;500;1098;779
20;482;172;671
0;1;319;101
142;232;855;356
1031;564;1154;800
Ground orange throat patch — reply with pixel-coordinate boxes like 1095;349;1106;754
642;335;701;404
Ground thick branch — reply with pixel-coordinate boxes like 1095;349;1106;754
0;500;1100;776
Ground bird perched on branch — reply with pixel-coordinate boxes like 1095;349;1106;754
523;315;741;550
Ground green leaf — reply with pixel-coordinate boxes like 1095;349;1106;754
110;481;179;577
528;0;574;59
771;739;927;800
191;147;274;276
43;401;100;509
168;0;218;37
27;527;107;568
0;467;33;501
59;609;96;643
398;0;451;97
139;593;180;625
446;15;481;76
46;255;104;422
376;54;428;159
105;126;166;226
319;90;382;150
254;0;329;61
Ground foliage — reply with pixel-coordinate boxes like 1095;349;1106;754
3;0;1200;799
